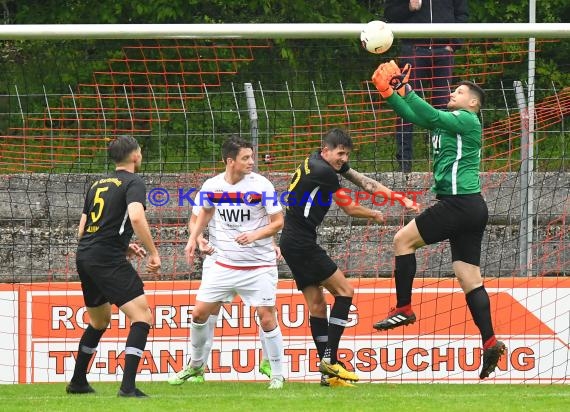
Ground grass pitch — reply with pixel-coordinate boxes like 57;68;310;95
0;381;567;412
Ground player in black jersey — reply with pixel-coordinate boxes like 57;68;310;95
67;135;161;398
280;128;418;386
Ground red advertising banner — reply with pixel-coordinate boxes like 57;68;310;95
8;278;570;384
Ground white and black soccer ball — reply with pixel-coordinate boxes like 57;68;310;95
360;20;394;54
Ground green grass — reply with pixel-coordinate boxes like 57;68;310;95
0;382;568;412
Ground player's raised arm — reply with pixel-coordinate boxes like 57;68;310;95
341;168;420;213
332;190;384;223
371;61;431;130
393;90;474;134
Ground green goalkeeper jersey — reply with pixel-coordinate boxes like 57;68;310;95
387;91;482;195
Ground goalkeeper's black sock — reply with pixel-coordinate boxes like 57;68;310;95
465;286;495;347
309;316;328;360
325;296;352;364
71;325;105;385
395;253;416;308
120;322;150;393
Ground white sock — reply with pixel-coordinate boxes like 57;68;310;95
263;325;284;379
202;315;218;367
259;327;269;361
189;320;208;368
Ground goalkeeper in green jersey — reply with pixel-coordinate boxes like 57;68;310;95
370;61;506;380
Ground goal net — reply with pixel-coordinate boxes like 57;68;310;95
0;26;568;384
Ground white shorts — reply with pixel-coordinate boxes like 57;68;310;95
202;255;215;278
196;262;278;307
200;255;234;304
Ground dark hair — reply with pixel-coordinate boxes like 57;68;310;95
458;80;485;109
108;135;140;163
323;128;353;150
221;135;253;164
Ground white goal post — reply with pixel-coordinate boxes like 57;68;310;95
0;23;568;40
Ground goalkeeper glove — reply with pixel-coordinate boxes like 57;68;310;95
383;60;402;80
372;62;397;99
389;63;412;97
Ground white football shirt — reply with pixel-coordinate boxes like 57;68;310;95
198;172;282;267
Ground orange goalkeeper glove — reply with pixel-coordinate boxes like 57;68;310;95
389;63;412;97
372;62;395;99
383;60;402;80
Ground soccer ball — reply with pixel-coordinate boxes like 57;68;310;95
360;20;394;54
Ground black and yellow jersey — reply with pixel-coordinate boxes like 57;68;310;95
282;151;341;240
77;170;146;258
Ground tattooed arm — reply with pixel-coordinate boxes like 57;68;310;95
341;168;420;213
342;168;394;195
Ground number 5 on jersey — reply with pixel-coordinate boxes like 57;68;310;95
91;186;109;222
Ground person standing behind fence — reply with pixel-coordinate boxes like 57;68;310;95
68;135;161;397
384;0;469;173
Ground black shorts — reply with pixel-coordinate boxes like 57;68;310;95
280;235;338;291
76;255;145;308
415;193;488;266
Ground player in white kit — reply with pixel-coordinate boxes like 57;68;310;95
181;136;285;389
168;195;277;384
